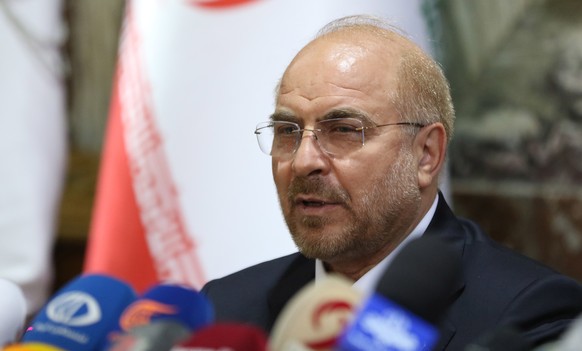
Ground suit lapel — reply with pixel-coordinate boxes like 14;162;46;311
424;193;468;349
266;253;315;332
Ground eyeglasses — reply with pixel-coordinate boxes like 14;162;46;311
254;118;425;158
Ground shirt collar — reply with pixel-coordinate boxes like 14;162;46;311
315;194;440;298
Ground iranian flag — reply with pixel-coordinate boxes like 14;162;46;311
84;0;436;293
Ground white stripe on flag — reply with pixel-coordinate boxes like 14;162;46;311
118;3;205;287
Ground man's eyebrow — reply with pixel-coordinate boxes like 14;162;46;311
269;111;298;122
322;108;374;123
269;108;375;124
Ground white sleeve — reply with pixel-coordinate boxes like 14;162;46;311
0;279;27;346
0;0;68;315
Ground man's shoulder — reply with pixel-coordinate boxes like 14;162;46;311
201;252;310;303
431;201;561;284
453;215;574;291
438;215;582;348
205;252;303;288
200;252;310;330
459;217;560;279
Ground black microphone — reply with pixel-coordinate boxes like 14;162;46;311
107;320;191;351
338;235;462;351
530;312;582;350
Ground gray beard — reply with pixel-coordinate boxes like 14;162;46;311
284;148;421;262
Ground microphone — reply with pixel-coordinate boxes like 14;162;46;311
269;274;363;351
174;323;268;351
0;278;27;346
464;326;532;351
531;312;582;351
3;344;64;351
552;314;582;350
337;235;462;351
106;320;191;351
20;274;137;351
106;282;214;351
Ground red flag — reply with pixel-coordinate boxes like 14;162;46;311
84;4;205;292
84;72;158;292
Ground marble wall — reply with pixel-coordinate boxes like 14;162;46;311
432;0;582;280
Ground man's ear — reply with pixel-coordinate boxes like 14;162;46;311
413;123;447;189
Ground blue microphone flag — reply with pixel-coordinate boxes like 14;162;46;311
118;283;214;332
337;294;439;351
22;274;137;351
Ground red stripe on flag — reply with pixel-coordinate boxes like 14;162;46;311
85;2;206;292
84;68;159;293
188;0;259;9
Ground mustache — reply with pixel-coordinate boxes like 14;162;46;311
287;177;350;203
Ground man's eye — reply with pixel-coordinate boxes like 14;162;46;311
274;125;298;135
328;124;359;133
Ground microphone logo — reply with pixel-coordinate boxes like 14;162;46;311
119;300;178;330
338;294;439;351
45;291;102;326
360;311;419;351
305;300;354;350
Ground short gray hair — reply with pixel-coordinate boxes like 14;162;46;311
313;14;455;143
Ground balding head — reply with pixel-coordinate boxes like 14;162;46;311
277;14;455;144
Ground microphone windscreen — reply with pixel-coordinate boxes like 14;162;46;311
3;344;65;351
375;235;462;324
118;283;214;332
22;274;137;351
531;312;582;351
106;320;191;351
269;274;363;351
337;235;462;351
0;279;27;346
175;323;268;351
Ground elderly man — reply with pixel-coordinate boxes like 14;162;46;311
202;15;582;349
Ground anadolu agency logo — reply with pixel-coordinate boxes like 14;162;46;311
187;0;260;9
46;291;102;326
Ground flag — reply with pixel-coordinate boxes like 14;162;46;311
84;0;435;293
0;0;67;314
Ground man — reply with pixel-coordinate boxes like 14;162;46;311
202;15;582;349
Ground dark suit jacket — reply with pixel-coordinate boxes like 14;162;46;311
202;196;582;350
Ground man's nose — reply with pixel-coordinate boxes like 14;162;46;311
291;130;330;177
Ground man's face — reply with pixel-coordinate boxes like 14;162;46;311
272;34;422;263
